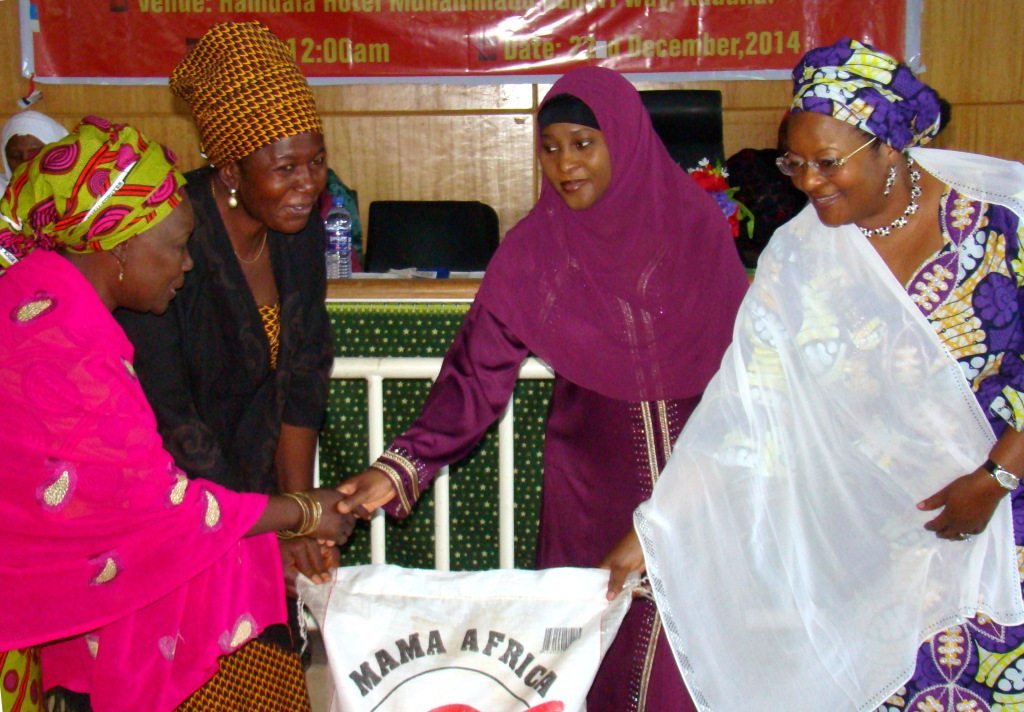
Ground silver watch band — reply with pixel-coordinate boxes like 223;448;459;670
984;458;1021;491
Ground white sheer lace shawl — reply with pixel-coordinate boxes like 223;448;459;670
635;149;1024;712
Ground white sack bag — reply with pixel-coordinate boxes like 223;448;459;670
299;564;633;712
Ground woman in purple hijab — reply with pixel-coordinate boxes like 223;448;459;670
338;66;748;711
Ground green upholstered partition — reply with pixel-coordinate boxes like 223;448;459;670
320;301;550;570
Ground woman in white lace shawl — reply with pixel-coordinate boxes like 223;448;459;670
611;38;1024;711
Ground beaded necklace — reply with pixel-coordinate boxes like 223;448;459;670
859;156;922;238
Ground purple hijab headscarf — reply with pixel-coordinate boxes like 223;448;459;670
477;66;748;401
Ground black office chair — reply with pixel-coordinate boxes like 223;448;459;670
364;200;500;273
639;89;724;171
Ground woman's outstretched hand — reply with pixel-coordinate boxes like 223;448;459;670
249;487;355;542
280;537;341;595
336;467;398;519
308;488;357;543
918;467;1007;541
274;488;354;592
599;528;647;601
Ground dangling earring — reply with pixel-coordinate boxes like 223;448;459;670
227;187;239;209
113;252;126;283
883;165;897;197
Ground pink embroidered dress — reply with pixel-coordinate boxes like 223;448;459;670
0;250;287;712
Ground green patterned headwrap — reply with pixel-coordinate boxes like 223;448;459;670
0;116;186;276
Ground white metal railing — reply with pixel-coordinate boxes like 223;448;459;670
317;356;552;570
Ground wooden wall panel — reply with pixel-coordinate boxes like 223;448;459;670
920;1;1024;105
724;108;790;155
1;0;1021;242
323;113;536;235
312;82;536;113
933;105;1024;162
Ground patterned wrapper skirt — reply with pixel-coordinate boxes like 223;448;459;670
177;639;312;712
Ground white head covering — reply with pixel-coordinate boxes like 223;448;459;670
1;110;69;194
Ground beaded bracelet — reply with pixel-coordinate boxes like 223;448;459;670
276;491;323;539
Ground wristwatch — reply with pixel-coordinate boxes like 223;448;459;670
983;459;1021;491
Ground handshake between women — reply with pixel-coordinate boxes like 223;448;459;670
254;489;357;549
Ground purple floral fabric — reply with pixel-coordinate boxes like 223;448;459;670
791;38;943;151
880;188;1024;711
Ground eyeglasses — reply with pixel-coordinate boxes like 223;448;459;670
775;136;878;177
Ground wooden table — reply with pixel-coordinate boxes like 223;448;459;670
327;278;481;301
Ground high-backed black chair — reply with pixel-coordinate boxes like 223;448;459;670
364;200;500;273
639;89;724;171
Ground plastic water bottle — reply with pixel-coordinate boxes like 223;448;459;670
324;196;352;279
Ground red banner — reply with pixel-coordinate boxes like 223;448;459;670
21;0;913;83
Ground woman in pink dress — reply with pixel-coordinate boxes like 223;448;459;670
0;116;353;712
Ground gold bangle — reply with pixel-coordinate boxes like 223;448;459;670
278;492;309;539
304;491;323;537
295;491;319;537
276;493;303;540
277;491;321;539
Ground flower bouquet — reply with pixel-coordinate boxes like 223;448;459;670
687;158;755;240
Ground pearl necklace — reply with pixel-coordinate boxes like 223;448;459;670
859;157;922;238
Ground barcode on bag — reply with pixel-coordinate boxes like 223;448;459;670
541;626;582;653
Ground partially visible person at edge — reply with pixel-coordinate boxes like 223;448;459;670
1;109;68;195
114;20;337;685
336;65;749;711
0;116;354;712
613;39;1024;710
